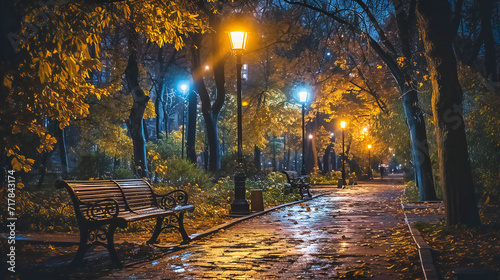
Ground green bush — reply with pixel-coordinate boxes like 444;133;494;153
112;165;135;179
401;181;420;203
157;157;212;188
244;172;301;205
309;168;342;185
0;187;78;232
76;151;113;179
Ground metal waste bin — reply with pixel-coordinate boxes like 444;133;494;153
251;189;264;212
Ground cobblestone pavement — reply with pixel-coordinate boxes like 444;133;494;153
104;176;405;279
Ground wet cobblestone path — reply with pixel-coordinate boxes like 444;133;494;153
109;177;405;279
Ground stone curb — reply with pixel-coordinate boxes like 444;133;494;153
189;194;327;241
402;208;441;280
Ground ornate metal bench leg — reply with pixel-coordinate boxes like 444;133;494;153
177;212;191;244
299;186;305;199
71;227;89;267
106;224;122;267
147;216;164;245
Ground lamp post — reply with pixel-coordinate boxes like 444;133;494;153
180;84;188;159
368;144;372;179
299;91;308;175
340;120;347;185
228;29;250;215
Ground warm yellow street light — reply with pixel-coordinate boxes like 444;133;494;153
228;31;249;51
227;22;250;215
368;144;372;179
340;120;347;185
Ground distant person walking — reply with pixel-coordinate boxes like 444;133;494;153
380;165;384;179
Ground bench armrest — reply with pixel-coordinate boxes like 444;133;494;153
157;190;189;210
81;199;120;221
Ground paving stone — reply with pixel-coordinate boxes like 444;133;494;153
91;175;406;279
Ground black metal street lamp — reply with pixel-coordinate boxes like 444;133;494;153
299;91;308;175
340;120;347;185
180;83;188;159
368;144;372;179
228;29;250;215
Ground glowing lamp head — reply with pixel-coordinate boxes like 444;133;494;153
368;144;372;149
298;91;308;103
308;134;313;139
228;31;248;51
340;121;347;129
180;84;188;94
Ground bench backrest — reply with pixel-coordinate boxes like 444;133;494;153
114;179;157;211
56;179;158;220
281;171;300;182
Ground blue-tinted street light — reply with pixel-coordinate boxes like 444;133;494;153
299;91;308;175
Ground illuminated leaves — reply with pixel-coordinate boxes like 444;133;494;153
418;222;500;280
2;0;206;171
397;57;407;68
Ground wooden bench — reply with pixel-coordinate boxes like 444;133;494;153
280;171;312;199
55;178;194;266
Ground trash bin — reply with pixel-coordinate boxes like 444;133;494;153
251;189;264;212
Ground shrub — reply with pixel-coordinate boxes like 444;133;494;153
0;186;78;232
76;151;113;179
112;165;135;179
401;181;420;203
309;168;341;185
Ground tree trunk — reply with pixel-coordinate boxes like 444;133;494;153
36;152;50;189
204;140;209;171
155;48;164;139
155;93;163;139
124;42;149;178
191;9;226;172
416;0;481;226
254;145;261;172
143;119;149;142
294;149;298;171
323;143;333;174
286;148;291;170
272;137;277;172
186;87;197;163
478;0;497;82
55;123;69;174
204;111;221;171
402;88;437;201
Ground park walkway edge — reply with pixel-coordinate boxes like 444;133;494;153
404;210;441;280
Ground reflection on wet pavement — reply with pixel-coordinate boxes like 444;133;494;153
107;178;405;279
